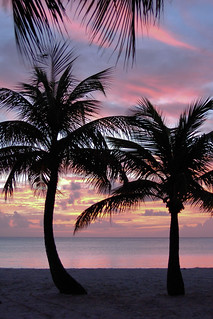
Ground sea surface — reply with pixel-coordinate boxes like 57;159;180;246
0;237;212;269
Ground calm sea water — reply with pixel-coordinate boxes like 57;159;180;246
0;237;212;269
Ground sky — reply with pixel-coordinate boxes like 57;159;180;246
0;0;213;237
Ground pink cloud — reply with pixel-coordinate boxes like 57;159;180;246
143;25;197;50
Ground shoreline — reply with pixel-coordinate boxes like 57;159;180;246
0;268;213;319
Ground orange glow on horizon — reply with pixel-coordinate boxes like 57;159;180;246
1;175;212;237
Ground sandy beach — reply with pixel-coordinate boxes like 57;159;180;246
0;268;213;319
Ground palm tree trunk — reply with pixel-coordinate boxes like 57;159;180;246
167;211;185;296
44;166;87;294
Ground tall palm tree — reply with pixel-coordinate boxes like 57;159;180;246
74;98;213;296
0;41;128;294
6;0;164;61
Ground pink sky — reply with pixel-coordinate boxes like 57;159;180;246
0;1;213;237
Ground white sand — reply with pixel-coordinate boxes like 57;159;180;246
0;268;213;319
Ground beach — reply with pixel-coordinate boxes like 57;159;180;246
0;268;213;319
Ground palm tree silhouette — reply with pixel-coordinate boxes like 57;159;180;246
75;98;213;295
7;0;163;61
0;41;127;294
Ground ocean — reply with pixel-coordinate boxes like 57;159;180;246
0;237;212;269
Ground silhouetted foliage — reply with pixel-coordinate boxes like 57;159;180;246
8;0;164;62
75;98;213;295
75;0;163;63
0;40;128;294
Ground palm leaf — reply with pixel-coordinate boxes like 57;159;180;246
107;136;162;179
68;68;113;102
12;0;65;58
0;120;48;147
74;178;160;232
199;170;213;189
67;148;125;193
75;0;163;62
130;99;172;166
57;114;133;152
34;41;76;80
0;146;47;198
0;88;32;114
176;99;213;141
189;181;213;213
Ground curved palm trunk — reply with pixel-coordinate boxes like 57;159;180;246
44;166;87;295
167;211;185;296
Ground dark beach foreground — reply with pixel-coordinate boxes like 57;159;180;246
0;268;213;319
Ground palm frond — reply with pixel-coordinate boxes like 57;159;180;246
130;99;172;165
34;41;76;80
66;100;101;128
132;99;168;136
186;134;213;174
75;0;163;63
0;86;48;135
74;178;159;232
0;120;48;148
68;149;112;193
56;66;73;103
1;146;47;199
199;170;213;189
112;178;161;197
0;88;32;114
65;147;128;192
176;99;213;141
107;136;162;179
91;115;133;137
0;146;29;173
189;185;213;213
73;194;137;232
68;68;113;102
58;114;133;152
12;0;65;59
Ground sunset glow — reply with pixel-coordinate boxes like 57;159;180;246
0;1;213;237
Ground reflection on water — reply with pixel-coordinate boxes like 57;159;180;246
180;255;213;268
61;254;168;269
0;237;212;268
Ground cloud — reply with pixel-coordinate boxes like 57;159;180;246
0;211;10;228
180;218;213;237
144;25;197;50
58;181;84;209
68;191;81;204
58;199;68;210
62;181;82;191
0;211;34;230
11;211;33;228
142;209;169;217
53;214;71;222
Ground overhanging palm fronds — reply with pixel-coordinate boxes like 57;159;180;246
75;0;164;62
11;0;164;62
12;0;65;58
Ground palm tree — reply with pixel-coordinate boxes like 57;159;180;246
0;41;128;294
74;98;213;296
6;0;164;61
